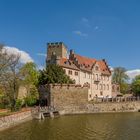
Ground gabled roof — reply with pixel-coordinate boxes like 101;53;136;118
58;53;111;75
74;54;111;75
97;60;111;75
59;58;80;70
74;54;96;71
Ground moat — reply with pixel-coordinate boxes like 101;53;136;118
1;112;140;140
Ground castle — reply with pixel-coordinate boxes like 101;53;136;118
46;42;119;101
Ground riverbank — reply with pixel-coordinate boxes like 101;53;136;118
0;108;32;131
1;101;140;131
58;101;140;115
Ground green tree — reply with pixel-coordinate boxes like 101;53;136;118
131;75;140;96
38;64;74;85
24;85;39;106
19;62;39;86
19;62;39;106
112;67;129;94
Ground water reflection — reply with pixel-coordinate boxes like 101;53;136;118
0;113;140;140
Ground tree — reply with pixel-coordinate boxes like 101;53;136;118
131;75;140;96
112;67;129;94
19;62;39;106
19;62;38;86
0;44;22;110
38;64;74;85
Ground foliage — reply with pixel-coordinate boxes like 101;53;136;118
120;82;129;94
131;75;140;95
15;99;23;110
24;85;39;106
112;67;129;84
112;67;129;94
19;62;39;105
0;45;22;110
0;95;10;109
19;62;39;86
38;64;74;85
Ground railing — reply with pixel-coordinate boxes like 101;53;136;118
94;79;100;83
31;106;55;113
94;96;140;103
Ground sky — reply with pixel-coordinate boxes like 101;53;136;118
0;0;140;79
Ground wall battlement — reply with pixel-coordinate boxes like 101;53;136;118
47;42;68;61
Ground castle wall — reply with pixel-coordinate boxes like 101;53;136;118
49;84;89;110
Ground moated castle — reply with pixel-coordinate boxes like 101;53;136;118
46;42;119;101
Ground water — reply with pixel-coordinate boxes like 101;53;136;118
1;113;140;140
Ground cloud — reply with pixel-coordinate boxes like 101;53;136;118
38;65;45;70
81;17;91;28
37;53;46;57
109;66;114;72
82;17;89;22
94;26;99;30
3;46;34;63
73;31;88;37
126;69;140;80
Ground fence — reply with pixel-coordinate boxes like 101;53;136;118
94;96;140;103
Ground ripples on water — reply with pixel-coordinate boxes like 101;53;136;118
0;113;140;140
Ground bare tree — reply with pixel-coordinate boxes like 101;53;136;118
0;44;22;110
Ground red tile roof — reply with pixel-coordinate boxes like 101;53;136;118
59;58;79;70
59;54;111;75
97;60;111;75
74;54;111;74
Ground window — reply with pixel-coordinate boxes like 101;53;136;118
103;84;106;90
100;91;103;96
107;76;109;81
93;74;94;79
84;72;86;78
96;84;98;90
101;75;103;80
68;70;72;75
112;85;115;92
100;84;102;90
107;85;109;90
95;66;99;71
96;74;98;80
88;73;90;79
75;71;78;76
117;87;120;92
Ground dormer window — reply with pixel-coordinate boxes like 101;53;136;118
95;66;99;71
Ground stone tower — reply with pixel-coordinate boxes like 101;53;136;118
46;42;68;64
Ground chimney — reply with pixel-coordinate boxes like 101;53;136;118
70;49;74;55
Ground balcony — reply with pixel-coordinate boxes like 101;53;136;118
94;79;100;83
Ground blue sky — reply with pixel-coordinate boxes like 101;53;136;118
0;0;140;78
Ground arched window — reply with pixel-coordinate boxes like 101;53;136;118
93;74;94;79
117;87;120;92
112;85;115;92
96;84;98;90
103;84;106;90
107;85;109;90
96;74;98;80
100;84;102;90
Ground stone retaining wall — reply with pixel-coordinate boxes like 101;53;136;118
59;101;140;115
47;84;140;115
0;109;32;131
